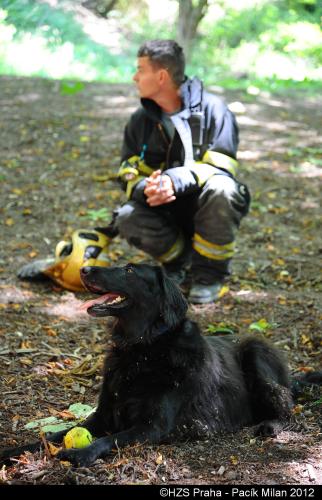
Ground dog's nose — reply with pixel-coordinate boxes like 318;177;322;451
80;266;91;276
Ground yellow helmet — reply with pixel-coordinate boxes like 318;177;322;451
43;229;111;292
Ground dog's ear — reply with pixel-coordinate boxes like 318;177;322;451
158;268;188;330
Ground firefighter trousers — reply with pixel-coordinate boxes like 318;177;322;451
114;174;250;284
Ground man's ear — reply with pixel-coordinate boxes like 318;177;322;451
159;68;170;86
158;267;188;330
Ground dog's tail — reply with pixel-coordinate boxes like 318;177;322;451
291;371;322;400
0;428;67;466
0;441;42;465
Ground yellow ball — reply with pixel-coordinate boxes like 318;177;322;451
63;427;93;449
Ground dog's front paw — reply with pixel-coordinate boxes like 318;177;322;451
57;447;98;467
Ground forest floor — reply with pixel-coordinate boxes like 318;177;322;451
0;75;321;486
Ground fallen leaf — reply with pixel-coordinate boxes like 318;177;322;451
60;460;72;467
218;285;230;298
58;410;77;420
273;258;285;266
19;358;33;366
293;404;304;415
249;318;272;332
12;188;23;195
277;295;287;305
300;334;311;346
296;366;314;373
47;442;62;456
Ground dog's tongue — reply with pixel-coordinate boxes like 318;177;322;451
80;293;120;311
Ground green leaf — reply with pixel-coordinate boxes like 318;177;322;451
287;148;302;157
24;404;95;433
207;323;235;335
25;416;58;430
249;318;272;332
84;207;112;221
308;157;322;166
60;81;85;96
250;201;267;213
68;403;95;419
40;422;73;433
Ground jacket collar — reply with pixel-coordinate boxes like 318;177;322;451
140;76;203;122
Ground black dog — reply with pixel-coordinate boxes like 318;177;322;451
1;264;320;467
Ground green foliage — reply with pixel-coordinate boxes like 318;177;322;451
24;403;95;433
60;81;85;95
206;323;235;335
190;0;322;87
0;0;321;94
84;208;112;221
1;0;85;45
0;0;134;81
248;318;274;332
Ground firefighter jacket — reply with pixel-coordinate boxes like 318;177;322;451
118;76;239;200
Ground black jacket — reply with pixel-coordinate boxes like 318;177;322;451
119;77;239;200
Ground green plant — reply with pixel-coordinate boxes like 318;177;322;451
84;208;112;221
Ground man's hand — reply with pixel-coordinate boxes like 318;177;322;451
144;169;176;207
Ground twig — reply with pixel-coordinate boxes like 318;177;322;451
40;341;82;358
40;432;51;460
31;470;48;480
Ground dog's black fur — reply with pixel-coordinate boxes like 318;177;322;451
1;264;321;467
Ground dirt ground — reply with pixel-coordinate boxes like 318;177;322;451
0;75;321;486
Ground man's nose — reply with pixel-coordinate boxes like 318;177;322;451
133;73;138;82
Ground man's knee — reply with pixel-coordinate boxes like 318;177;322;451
204;174;236;198
202;175;250;216
114;202;178;256
115;202;140;236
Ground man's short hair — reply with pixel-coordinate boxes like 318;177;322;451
137;40;185;87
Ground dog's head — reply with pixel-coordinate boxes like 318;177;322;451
80;264;188;343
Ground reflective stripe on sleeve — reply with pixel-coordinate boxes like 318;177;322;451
202;151;238;177
189;162;218;186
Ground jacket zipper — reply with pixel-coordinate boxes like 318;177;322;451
157;122;174;170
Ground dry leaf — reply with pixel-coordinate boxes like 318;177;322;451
48;442;62;456
292;404;303;415
19;358;33;366
218;285;229;298
60;460;72;467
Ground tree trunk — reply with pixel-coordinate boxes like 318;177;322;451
177;0;209;62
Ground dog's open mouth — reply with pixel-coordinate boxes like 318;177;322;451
80;290;129;316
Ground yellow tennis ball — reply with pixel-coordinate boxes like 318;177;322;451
63;427;93;449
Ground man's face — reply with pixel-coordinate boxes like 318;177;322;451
133;57;163;99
